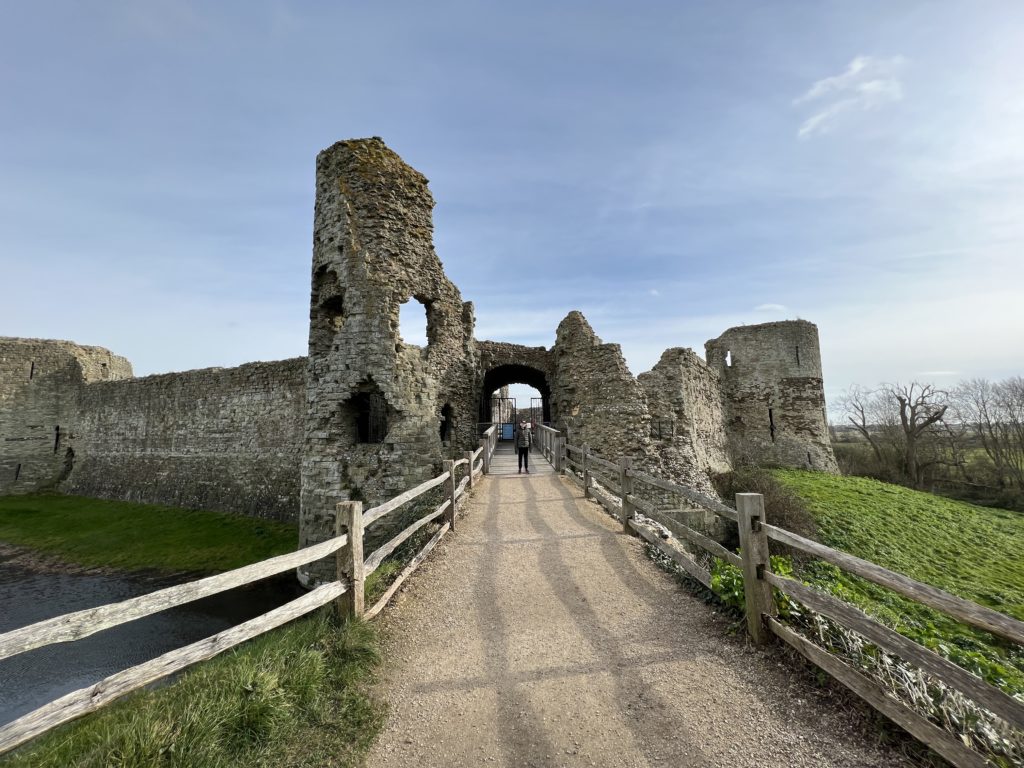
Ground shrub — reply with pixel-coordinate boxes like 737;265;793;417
712;468;818;552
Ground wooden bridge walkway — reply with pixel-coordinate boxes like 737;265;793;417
486;441;556;476
365;460;902;768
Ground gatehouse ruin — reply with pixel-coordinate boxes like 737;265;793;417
0;138;838;560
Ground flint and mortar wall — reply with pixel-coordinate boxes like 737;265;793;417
639;347;730;494
550;311;653;463
0;338;132;494
68;358;305;520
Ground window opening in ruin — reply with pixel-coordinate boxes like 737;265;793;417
14;464;21;481
29;362;35;380
53;426;61;454
398;298;429;347
651;419;674;440
353;392;388;443
795;345;801;366
768;407;776;443
725;350;732;367
807;451;813;466
310;267;346;354
439;403;454;443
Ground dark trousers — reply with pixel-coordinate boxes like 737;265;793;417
518;447;529;470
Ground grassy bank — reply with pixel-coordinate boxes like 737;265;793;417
770;470;1024;693
0;494;296;574
0;495;391;767
2;612;384;768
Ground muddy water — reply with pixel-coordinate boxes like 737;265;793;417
0;557;304;727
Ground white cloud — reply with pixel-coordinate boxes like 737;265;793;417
795;56;905;138
754;303;787;313
649;288;661;296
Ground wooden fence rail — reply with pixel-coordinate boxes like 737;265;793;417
561;440;1022;768
0;442;495;756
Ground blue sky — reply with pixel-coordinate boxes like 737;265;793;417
2;2;1022;412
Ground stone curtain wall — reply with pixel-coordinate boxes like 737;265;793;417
705;320;838;472
0;338;132;494
68;358;305;521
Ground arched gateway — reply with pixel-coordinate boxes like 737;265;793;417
476;342;555;425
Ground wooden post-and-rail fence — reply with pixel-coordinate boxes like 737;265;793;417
0;434;501;757
561;440;1024;768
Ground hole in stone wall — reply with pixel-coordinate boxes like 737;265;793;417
57;448;75;484
439;403;454;443
768;407;776;443
29;362;35;380
353;392;388;443
310;266;346;355
807;451;813;467
14;463;21;481
53;426;61;454
795;345;801;366
398;298;429;347
725;350;732;368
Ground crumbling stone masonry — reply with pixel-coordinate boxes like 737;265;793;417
0;138;837;574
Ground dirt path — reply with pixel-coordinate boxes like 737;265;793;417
365;471;909;768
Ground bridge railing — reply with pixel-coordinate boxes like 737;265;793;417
533;423;563;470
0;454;488;756
479;424;497;473
562;441;1023;768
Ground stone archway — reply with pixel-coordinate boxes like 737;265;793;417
479;363;553;424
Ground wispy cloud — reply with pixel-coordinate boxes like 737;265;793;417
754;303;787;313
795;56;905;138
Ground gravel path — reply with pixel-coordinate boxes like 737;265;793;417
365;472;910;768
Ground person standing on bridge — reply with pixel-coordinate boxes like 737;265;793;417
516;419;532;474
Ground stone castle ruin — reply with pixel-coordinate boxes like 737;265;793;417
0;138;837;550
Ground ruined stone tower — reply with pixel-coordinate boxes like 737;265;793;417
299;139;479;583
705;320;837;472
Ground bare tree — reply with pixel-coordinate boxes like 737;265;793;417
956;377;1024;489
893;382;950;488
837;382;955;488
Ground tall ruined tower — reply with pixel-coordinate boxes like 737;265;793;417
705;320;837;472
299;138;478;584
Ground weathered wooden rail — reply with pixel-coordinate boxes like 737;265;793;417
0;432;498;756
562;441;1023;768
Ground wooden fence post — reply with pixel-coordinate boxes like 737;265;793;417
619;457;634;533
336;500;364;621
554;436;565;473
465;450;475;488
737;493;774;645
443;460;457;531
582;444;592;499
481;438;490;474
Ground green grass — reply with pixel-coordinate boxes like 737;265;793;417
0;495;297;574
771;470;1024;694
1;612;385;768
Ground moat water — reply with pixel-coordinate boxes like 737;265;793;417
0;556;303;728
